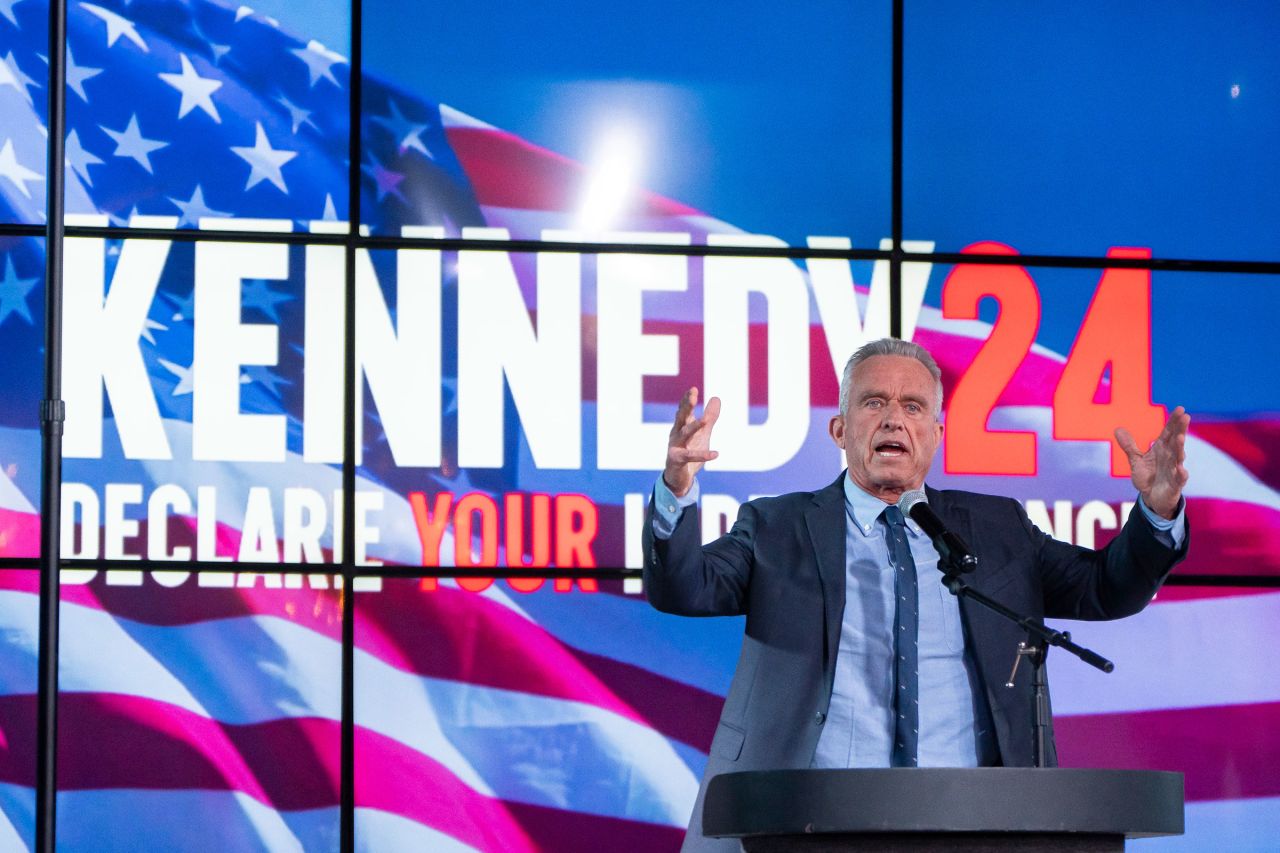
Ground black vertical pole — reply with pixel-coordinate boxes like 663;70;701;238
36;1;69;851
890;0;904;339
340;0;362;850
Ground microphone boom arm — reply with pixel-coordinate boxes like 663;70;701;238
896;489;1114;768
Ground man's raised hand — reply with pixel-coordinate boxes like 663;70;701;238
1116;405;1191;520
663;387;721;498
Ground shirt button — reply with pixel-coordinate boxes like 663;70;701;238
666;505;676;512
814;711;826;725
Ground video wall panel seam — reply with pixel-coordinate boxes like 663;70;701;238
11;224;1280;272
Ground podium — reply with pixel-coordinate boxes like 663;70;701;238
703;768;1184;852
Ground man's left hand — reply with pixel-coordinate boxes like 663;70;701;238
1116;406;1190;520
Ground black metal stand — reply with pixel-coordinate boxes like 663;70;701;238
1006;639;1054;768
36;2;69;852
938;568;1113;769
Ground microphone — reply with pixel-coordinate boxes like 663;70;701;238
897;490;978;573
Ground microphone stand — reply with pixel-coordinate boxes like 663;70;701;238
937;558;1113;769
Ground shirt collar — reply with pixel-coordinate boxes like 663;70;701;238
842;472;924;537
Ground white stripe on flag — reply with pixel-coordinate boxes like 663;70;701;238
1153;796;1280;852
0;784;336;853
355;807;481;853
1049;592;1280;715
355;646;701;826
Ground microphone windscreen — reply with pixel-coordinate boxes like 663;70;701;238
897;489;928;517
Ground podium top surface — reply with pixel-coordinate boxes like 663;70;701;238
704;768;1184;839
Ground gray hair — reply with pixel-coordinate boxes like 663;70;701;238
838;337;944;418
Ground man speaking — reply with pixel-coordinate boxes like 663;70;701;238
643;337;1190;852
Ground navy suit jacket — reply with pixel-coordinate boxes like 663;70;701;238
643;473;1188;852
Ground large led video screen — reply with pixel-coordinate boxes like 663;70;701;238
1;0;1278;851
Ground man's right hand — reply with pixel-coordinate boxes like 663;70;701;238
664;387;721;498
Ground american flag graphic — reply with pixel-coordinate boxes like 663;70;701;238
0;0;1278;850
0;571;723;850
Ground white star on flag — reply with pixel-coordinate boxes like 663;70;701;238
81;2;149;52
191;20;231;64
0;254;37;327
230;121;297;192
242;278;293;321
167;184;231;227
0;138;42;199
65;129;104;186
362;152;405;202
373;100;433;158
158;53;222;121
163;289;195;323
0;50;40;106
0;0;26;28
140;317;167;345
65;47;104;102
291;39;346;88
275;93;316;134
100;114;168;174
241;365;291;397
157;357;194;395
107;204;142;229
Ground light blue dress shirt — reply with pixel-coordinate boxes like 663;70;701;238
811;476;994;767
651;474;1185;767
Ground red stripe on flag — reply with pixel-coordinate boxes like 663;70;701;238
0;692;558;851
355;586;657;730
445;126;700;216
0;508;39;559
1191;419;1280;491
1151;585;1279;603
1177;498;1280;577
915;326;1065;408
504;799;684;853
563;645;721;753
5;578;717;752
0;693;338;808
1056;701;1280;801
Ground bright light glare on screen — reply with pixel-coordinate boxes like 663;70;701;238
575;119;645;233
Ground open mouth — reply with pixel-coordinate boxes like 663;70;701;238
875;441;908;458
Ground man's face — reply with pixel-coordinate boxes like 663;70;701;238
829;355;943;502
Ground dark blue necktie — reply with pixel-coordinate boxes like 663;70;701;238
883;505;919;767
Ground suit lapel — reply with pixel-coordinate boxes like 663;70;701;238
805;474;848;671
925;486;1013;601
925;485;973;546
